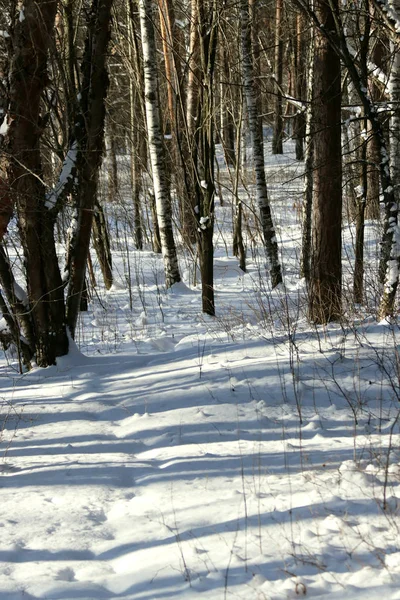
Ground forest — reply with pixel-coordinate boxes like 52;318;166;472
0;0;400;598
0;0;398;366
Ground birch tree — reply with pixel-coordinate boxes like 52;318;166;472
378;0;400;318
240;0;282;288
139;0;181;288
272;0;284;155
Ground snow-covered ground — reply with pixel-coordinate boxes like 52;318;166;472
0;143;400;599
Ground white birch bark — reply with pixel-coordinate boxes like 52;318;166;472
300;18;314;281
240;0;282;287
139;0;181;288
378;0;400;318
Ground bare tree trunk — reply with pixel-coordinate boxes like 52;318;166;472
296;0;399;318
127;0;144;250
353;11;370;304
294;11;307;161
187;0;200;146
366;123;381;220
366;14;385;221
240;0;282;288
379;13;400;317
159;0;196;246
66;0;114;337
354;113;368;304
308;0;342;323
181;0;201;245
139;0;181;287
233;100;246;272
220;37;236;166
0;246;34;367
272;0;284;154
106;116;118;202
92;200;113;290
300;20;314;281
5;0;68;366
195;0;218;315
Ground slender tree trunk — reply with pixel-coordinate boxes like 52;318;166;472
300;22;314;281
240;0;282;288
0;246;34;366
294;11;307;160
187;0;200;146
353;11;370;304
139;0;181;287
159;0;196;246
106;116;118;202
248;0;263;141
132;126;144;250
366;13;384;221
354;115;368;304
181;0;201;245
66;0;114;337
220;38;236;166
272;0;284;154
366;123;381;220
233;101;246;271
195;0;218;315
379;18;400;317
92;200;113;290
127;0;144;250
308;0;342;323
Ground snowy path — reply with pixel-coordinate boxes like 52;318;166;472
0;143;399;598
0;323;400;599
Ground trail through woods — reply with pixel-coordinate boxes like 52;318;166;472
0;142;399;599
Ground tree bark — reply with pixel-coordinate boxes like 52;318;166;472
66;0;114;337
5;0;69;366
272;0;284;154
139;0;181;287
300;21;314;281
240;0;282;288
294;11;307;161
308;0;342;323
92;200;113;290
195;0;218;316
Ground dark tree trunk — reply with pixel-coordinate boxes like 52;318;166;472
195;0;218;316
220;39;236;167
92;200;113;290
66;0;114;338
294;11;307;161
308;0;342;323
107;117;119;203
272;0;284;155
5;0;68;366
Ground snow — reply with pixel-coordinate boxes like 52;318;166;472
0;117;9;137
12;281;28;307
1;141;400;599
45;142;78;210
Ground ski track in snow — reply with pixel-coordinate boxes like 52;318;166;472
0;142;399;599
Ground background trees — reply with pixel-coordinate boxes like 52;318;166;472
1;0;400;368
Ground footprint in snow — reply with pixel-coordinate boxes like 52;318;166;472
55;567;76;582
